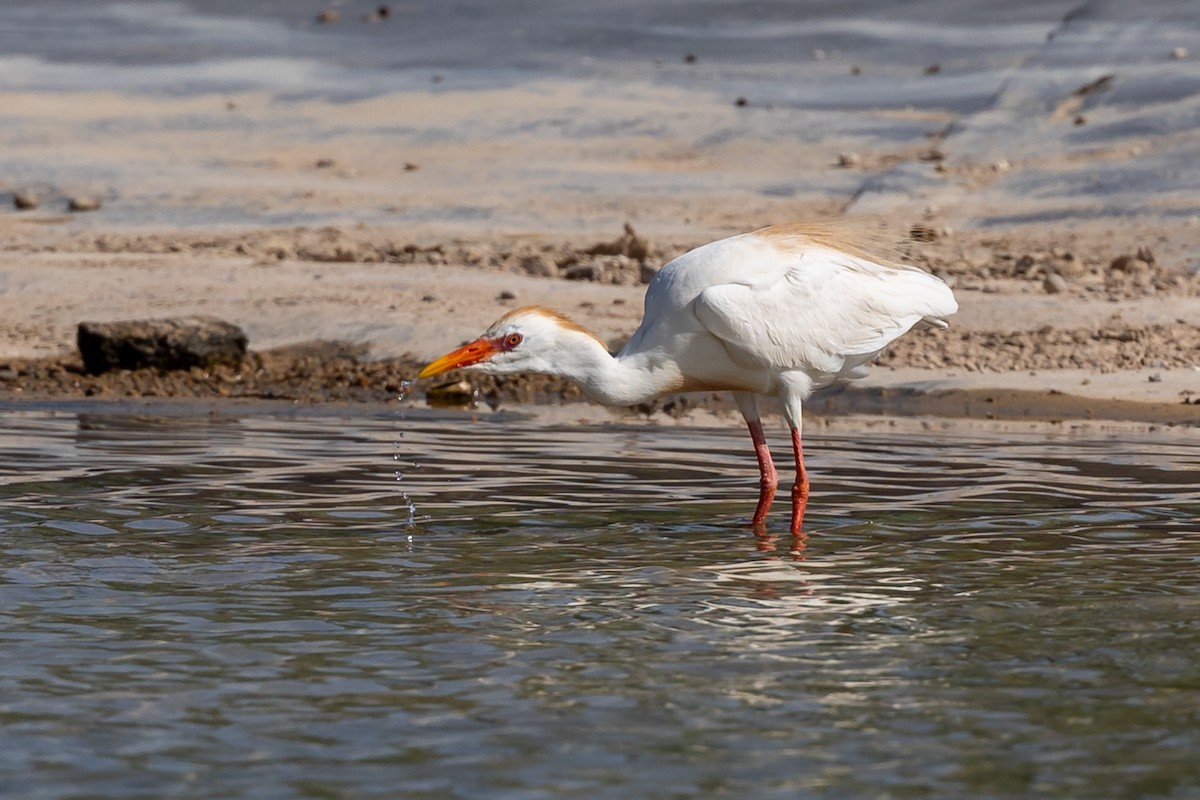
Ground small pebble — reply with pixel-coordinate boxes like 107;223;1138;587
925;64;941;75
316;9;339;23
498;290;516;301
315;158;336;169
421;294;436;302
1148;374;1163;383
836;152;861;168
1171;47;1189;60
1044;273;1069;294
734;97;748;107
683;53;697;64
68;196;101;212
12;190;38;210
404;162;419;171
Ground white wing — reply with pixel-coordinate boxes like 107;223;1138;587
694;244;957;380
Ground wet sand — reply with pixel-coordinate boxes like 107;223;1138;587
1;218;1198;423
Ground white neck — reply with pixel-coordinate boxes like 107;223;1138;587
550;328;677;407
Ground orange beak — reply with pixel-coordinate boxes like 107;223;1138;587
418;338;498;380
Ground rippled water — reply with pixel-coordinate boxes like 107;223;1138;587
1;406;1198;799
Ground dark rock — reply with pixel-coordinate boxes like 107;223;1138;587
498;290;517;301
77;316;248;374
12;191;38;210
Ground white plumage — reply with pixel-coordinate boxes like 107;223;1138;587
419;222;957;536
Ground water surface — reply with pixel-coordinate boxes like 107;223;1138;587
1;407;1198;799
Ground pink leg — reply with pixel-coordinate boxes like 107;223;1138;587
746;419;778;527
789;427;811;535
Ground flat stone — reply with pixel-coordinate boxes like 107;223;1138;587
1043;273;1069;294
77;316;248;374
68;196;102;212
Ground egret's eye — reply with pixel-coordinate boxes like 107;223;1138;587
505;333;523;348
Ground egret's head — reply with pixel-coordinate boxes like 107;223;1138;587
418;306;600;379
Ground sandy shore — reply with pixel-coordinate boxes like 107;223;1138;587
2;7;1199;427
1;212;1197;426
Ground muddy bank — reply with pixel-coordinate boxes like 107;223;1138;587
3;334;1198;429
0;342;586;406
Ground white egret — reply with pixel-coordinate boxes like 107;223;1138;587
418;222;957;534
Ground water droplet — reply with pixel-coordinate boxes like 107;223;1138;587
396;378;414;404
393;379;419;529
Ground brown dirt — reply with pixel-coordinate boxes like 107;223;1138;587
0;341;590;406
2;223;1198;418
881;317;1200;372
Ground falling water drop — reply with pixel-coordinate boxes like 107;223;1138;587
394;378;419;529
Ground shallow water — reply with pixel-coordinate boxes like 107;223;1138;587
1;407;1199;799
